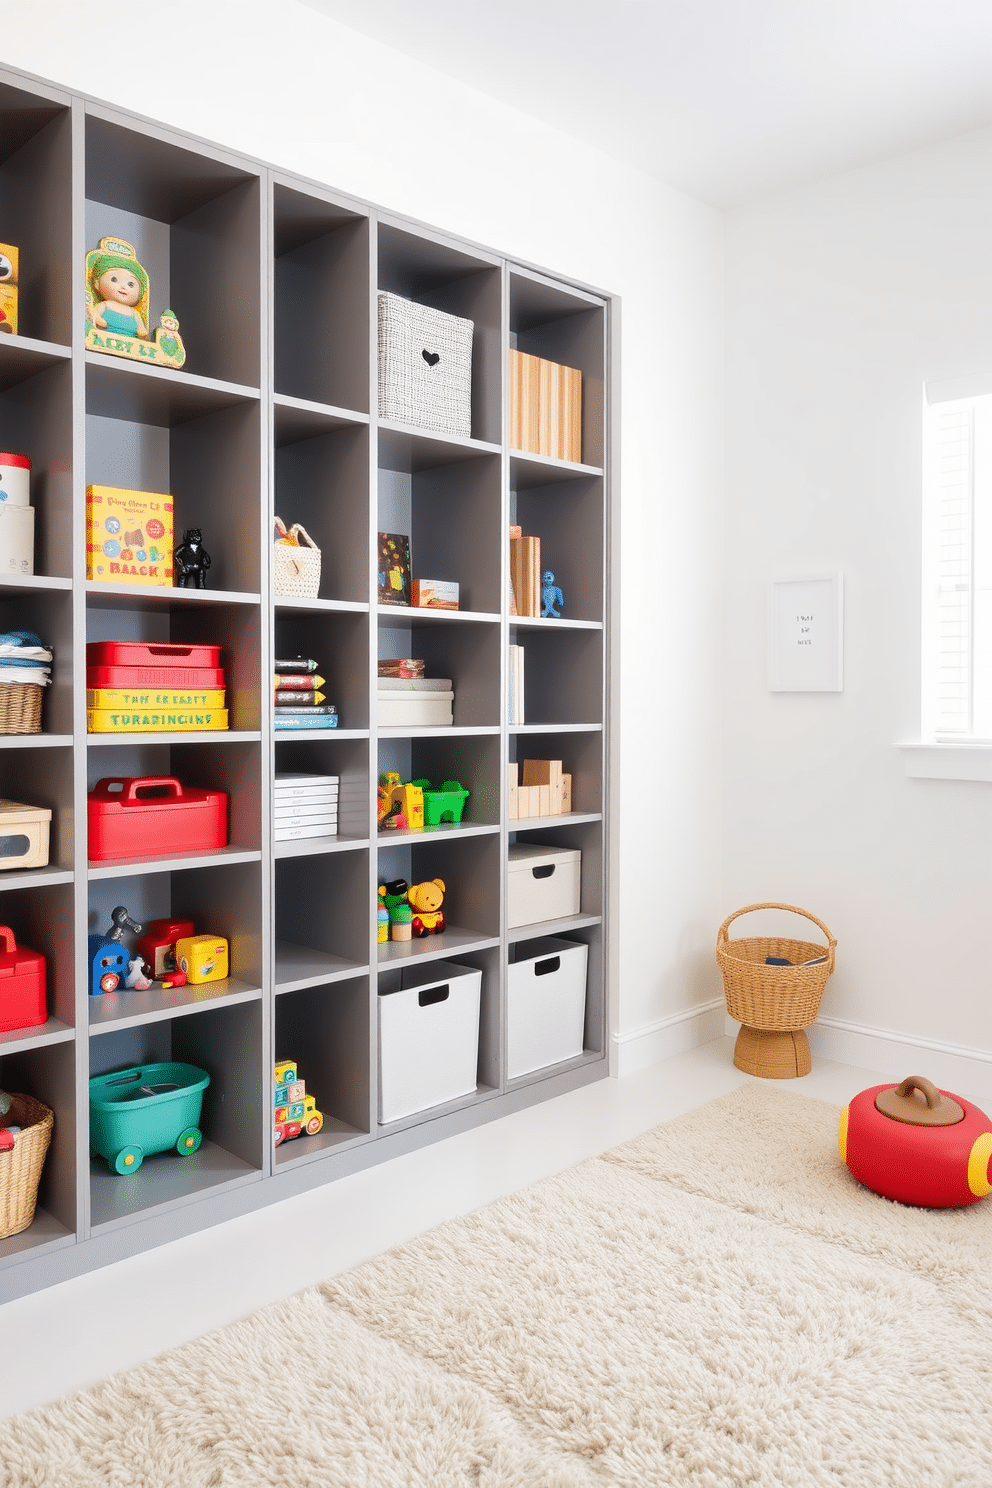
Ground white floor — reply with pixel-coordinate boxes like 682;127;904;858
0;1036;961;1422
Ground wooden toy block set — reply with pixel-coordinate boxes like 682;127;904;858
508;759;572;821
273;1059;323;1146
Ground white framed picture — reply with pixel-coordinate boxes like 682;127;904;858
768;574;844;692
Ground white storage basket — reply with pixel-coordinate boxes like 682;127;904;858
507;937;588;1078
377;292;474;437
378;958;481;1123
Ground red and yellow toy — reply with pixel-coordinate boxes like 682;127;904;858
840;1074;992;1208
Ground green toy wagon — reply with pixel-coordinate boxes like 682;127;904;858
411;779;469;826
89;1061;210;1175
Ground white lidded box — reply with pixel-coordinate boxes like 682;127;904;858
507;936;588;1079
377;691;454;728
0;503;33;575
507;843;581;928
0;799;51;869
378;958;481;1123
378;292;474;438
0;453;31;507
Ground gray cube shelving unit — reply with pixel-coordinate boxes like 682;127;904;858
0;62;615;1302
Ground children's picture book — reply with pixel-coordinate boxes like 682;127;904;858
378;533;412;606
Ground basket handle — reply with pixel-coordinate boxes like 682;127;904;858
273;516;294;545
287;523;318;551
717;902;837;953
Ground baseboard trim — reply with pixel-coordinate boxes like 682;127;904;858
722;1010;992;1099
613;998;726;1078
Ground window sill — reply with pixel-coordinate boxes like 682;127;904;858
897;743;992;782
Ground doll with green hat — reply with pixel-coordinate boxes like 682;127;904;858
84;235;186;369
88;241;149;338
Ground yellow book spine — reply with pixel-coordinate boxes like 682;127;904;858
87;709;229;733
86;689;226;710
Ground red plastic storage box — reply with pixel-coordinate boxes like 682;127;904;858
0;925;46;1032
86;642;223;669
88;777;229;860
87;664;226;690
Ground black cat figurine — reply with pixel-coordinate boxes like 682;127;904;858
174;528;211;589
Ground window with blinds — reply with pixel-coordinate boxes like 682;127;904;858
923;391;992;740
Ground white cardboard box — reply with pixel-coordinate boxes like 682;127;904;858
378;959;481;1123
507;843;581;928
377;691;454;728
507;936;588;1079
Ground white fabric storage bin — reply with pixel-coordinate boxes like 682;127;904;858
507;936;588;1078
378;292;474;437
507;844;581;928
378;958;481;1123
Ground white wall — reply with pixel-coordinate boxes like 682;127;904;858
725;126;992;1060
2;4;725;1045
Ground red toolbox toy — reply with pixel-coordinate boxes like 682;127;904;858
0;925;46;1032
138;917;195;977
88;777;229;860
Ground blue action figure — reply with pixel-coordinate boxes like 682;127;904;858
541;570;564;618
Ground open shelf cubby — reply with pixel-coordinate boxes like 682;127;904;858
0;59;613;1304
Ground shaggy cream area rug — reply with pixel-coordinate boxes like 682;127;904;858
3;1083;992;1487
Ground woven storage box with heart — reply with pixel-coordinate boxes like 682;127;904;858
273;518;321;598
378;292;473;438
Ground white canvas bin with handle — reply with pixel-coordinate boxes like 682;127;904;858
378;958;481;1123
507;936;588;1078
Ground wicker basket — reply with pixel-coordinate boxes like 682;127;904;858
273;518;321;599
0;1092;53;1239
377;292;473;438
0;681;42;735
716;902;836;1032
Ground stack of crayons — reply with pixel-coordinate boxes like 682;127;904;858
274;657;338;730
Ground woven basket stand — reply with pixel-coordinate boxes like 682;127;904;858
0;1092;54;1239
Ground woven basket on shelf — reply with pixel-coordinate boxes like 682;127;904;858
0;1092;53;1239
0;682;42;735
273;517;321;599
716;903;837;1078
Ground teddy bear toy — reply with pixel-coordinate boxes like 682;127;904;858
407;878;446;937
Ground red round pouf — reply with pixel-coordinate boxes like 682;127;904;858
840;1074;992;1208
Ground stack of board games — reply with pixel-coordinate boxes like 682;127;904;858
274;656;337;730
86;642;228;733
273;774;338;842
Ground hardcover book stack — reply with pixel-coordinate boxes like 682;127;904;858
509;525;541;618
508;349;582;464
274;774;339;842
274;657;337;730
86;642;228;733
378;658;454;728
507;644;525;725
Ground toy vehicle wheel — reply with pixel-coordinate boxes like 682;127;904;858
306;1114;323;1135
176;1126;202;1157
273;1125;284;1146
113;1145;143;1174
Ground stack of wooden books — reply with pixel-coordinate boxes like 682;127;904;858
509;525;541;618
508;758;572;821
508;349;582;464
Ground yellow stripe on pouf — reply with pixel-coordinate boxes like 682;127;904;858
967;1130;992;1198
838;1105;849;1165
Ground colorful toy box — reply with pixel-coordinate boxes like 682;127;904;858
89;1061;208;1175
0;925;46;1032
85;642;228;734
87;776;228;860
0;243;18;336
175;934;228;984
86;485;174;586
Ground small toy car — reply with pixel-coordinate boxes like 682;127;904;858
274;1095;323;1145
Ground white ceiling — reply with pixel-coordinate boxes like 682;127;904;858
300;0;992;206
